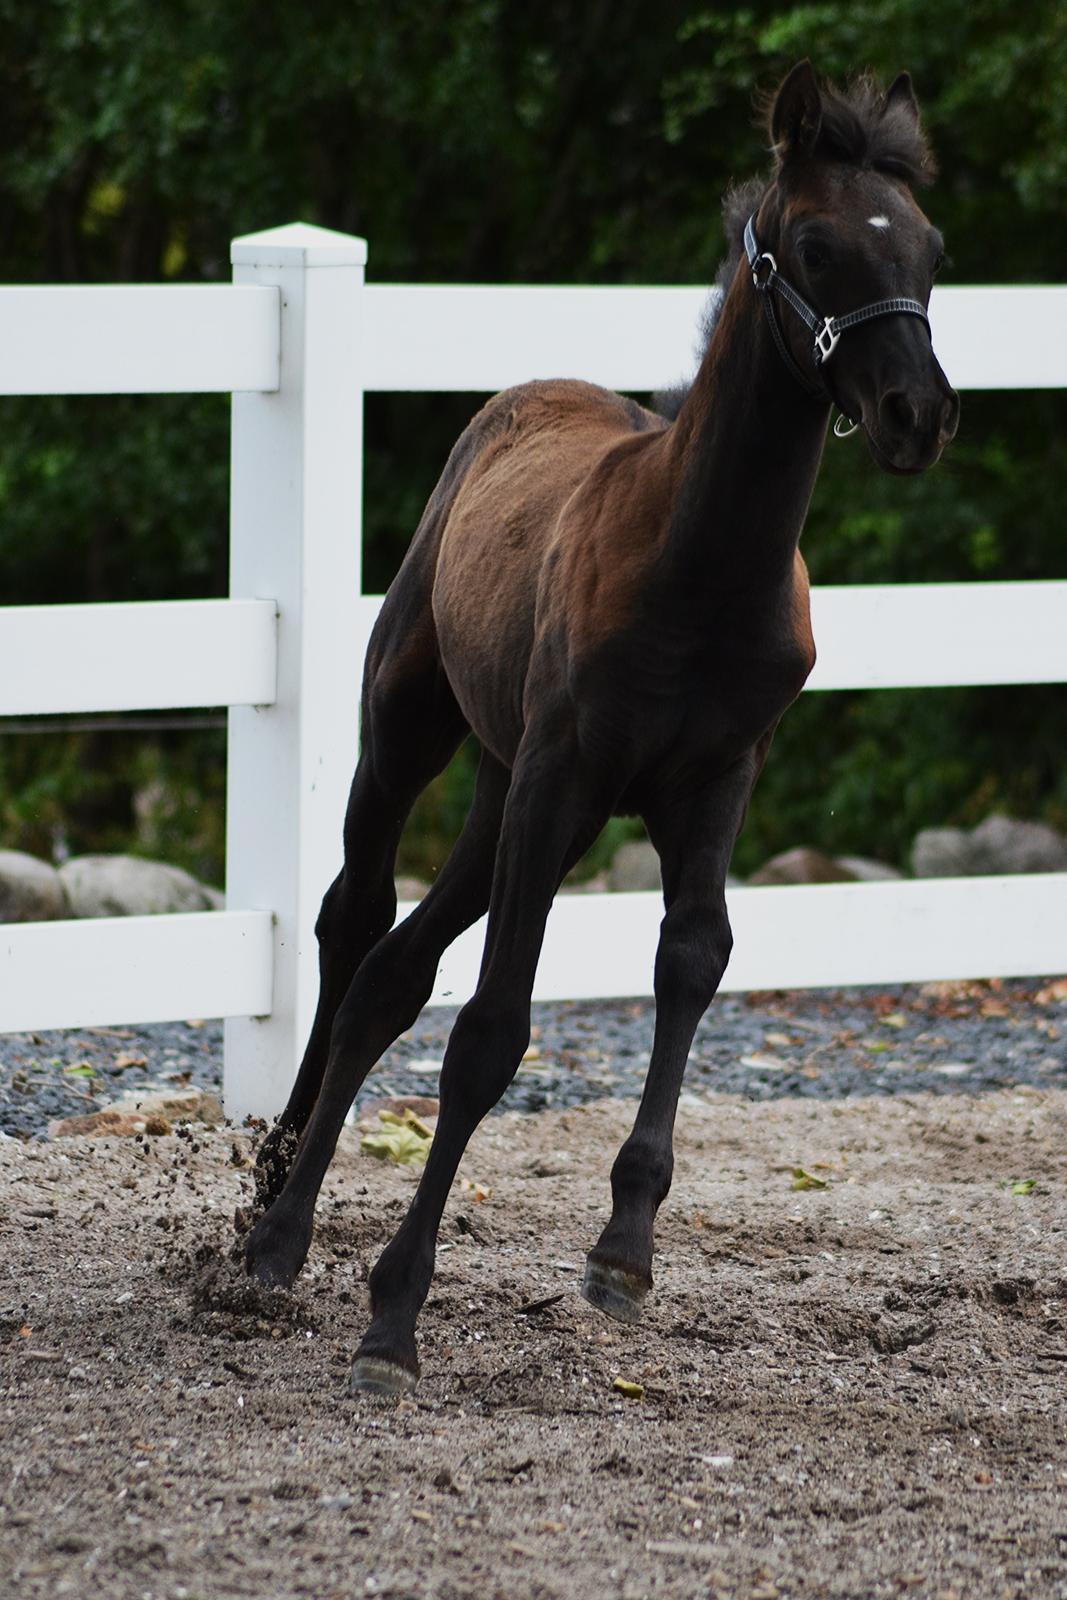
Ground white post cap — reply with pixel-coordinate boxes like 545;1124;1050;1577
231;221;368;268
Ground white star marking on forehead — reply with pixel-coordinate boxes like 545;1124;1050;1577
868;215;891;229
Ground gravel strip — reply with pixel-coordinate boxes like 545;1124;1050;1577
2;975;1064;1138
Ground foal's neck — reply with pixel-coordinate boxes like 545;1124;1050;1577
666;257;830;591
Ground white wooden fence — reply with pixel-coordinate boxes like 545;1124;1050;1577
1;221;1065;1120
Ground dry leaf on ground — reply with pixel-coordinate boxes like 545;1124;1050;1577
360;1106;433;1167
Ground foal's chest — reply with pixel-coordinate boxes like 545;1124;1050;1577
614;583;816;760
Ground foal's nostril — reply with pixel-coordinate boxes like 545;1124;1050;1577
880;389;919;434
940;389;961;444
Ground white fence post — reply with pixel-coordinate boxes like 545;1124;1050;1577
224;222;367;1121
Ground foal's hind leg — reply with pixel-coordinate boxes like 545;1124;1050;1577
582;759;756;1324
244;749;511;1287
349;729;605;1394
252;641;468;1211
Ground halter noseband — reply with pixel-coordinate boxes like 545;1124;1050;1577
743;213;931;420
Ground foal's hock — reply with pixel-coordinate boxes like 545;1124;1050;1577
243;61;958;1396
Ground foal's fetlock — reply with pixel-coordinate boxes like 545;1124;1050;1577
244;1204;312;1291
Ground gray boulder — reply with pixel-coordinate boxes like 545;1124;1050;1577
749;847;856;886
912;815;1067;878
968;814;1067;875
0;850;70;922
59;855;217;917
608;840;661;892
911;827;972;878
834;854;904;882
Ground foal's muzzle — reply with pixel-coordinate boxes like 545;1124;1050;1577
867;366;960;474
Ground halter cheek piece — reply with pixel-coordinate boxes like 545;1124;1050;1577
743;213;931;434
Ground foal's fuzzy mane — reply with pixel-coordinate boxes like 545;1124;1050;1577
769;72;936;187
656;73;935;419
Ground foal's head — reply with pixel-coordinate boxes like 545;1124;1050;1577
753;61;959;473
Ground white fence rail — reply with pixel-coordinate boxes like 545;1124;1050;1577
0;912;273;1035
360;283;1067;391
0;285;279;394
0;599;278;714
0;219;1063;1118
417;874;1067;1008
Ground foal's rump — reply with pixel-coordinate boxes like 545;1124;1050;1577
428;379;666;760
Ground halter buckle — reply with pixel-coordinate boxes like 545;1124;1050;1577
814;317;840;365
751;251;777;291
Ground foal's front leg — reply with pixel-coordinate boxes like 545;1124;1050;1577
350;732;603;1395
244;750;509;1288
583;759;756;1324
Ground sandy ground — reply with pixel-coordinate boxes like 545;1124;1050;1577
2;1087;1066;1600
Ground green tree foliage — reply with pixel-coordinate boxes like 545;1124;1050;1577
0;0;1064;878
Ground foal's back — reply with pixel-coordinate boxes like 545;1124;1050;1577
426;379;667;763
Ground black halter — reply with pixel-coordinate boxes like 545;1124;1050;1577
743;213;931;408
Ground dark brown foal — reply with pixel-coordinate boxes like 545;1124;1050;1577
244;61;959;1394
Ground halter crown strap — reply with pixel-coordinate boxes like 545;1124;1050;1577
743;213;931;402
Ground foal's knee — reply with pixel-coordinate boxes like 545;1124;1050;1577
314;873;345;945
439;996;530;1123
654;898;733;1015
315;866;396;960
328;927;435;1059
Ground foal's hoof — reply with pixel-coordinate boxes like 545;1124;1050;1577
581;1258;650;1326
244;1213;307;1291
349;1355;418;1398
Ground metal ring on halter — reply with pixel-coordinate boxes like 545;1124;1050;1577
833;413;860;438
751;252;777;289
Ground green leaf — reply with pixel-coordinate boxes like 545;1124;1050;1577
791;1167;829;1191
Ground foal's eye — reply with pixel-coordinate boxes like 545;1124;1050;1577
797;240;829;275
932;250;946;276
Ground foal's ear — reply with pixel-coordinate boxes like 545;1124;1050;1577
883;71;920;123
770;60;823;159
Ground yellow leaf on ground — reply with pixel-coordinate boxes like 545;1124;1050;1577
360;1107;433;1167
791;1167;829;1191
379;1107;434;1139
